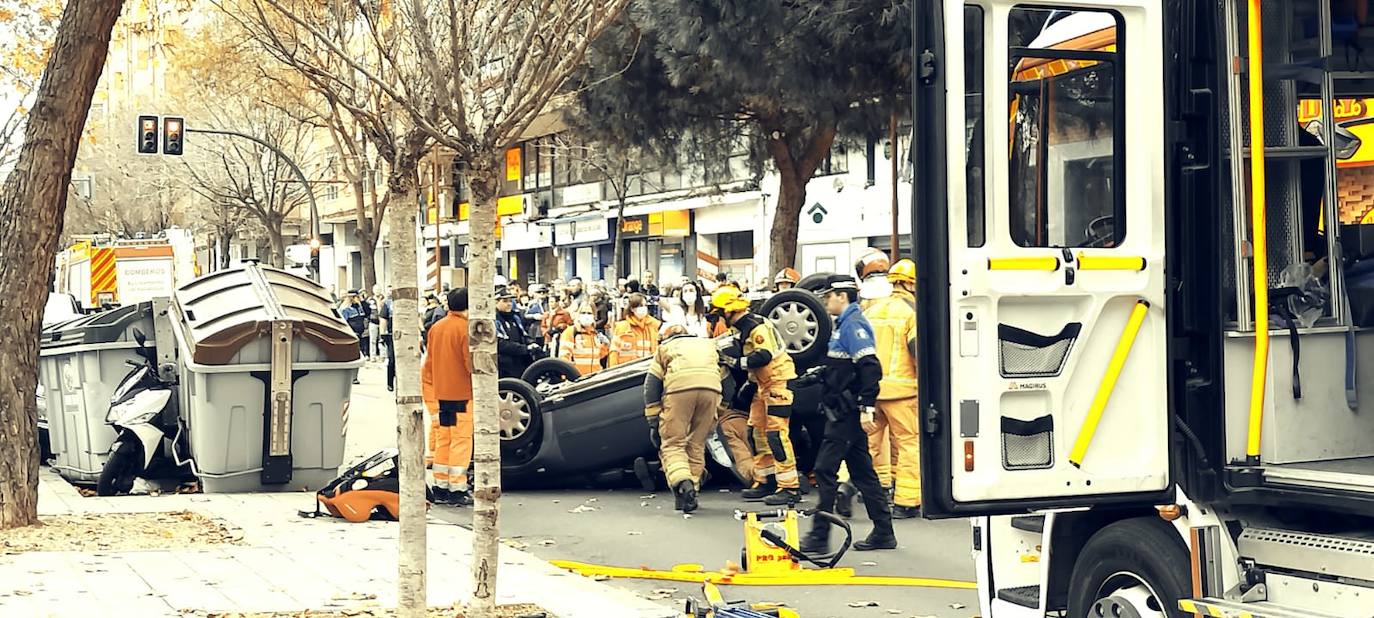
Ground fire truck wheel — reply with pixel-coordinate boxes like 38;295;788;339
1067;517;1191;618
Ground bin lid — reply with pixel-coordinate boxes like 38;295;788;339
39;302;155;352
173;263;359;365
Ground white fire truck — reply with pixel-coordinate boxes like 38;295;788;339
913;0;1374;616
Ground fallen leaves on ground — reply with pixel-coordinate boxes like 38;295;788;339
0;511;239;553
203;604;552;617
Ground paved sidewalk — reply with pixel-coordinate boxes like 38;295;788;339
2;470;675;617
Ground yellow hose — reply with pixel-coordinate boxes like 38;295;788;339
1245;0;1270;461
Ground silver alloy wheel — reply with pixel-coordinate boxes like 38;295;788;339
1090;572;1167;618
499;389;532;440
768;300;819;353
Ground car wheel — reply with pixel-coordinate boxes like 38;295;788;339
521;358;581;393
796;272;835;292
498;378;543;458
1067;518;1191;618
97;439;142;497
762;289;832;366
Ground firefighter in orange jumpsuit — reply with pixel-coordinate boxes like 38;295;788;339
609;293;660;366
559;301;609;375
857;249;922;518
711;286;801;506
421;288;475;507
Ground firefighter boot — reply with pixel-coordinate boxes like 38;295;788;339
854;521;898;551
741;478;777;501
673;480;699;513
835;482;857;518
800;521;831;556
893;505;922;519
762;487;801;507
449;490;474;507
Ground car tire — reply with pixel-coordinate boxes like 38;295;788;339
762;289;832;367
796;272;835;292
522;358;580;390
1067;517;1192;618
498;378;543;459
97;438;142;497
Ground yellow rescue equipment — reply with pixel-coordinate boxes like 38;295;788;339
552;509;976;590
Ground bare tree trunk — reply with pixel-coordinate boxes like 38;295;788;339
388;168;427;618
0;0;124;530
219;231;233;270
466;161;502;618
610;197;627;282
267;227;287;269
769;172;806;276
353;181;379;291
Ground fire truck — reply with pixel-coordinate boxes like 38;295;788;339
56;230;197;311
913;0;1374;616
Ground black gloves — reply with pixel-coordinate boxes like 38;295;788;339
647;415;661;448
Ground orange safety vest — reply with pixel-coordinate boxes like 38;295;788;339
609;315;660;367
559;327;608;375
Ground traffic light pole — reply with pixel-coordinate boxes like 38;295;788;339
185;127;321;282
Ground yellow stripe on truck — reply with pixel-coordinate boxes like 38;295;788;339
988;256;1060;272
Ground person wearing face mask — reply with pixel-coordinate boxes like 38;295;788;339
711;286;801;506
610;293;661;367
559;302;609;375
676;283;712;338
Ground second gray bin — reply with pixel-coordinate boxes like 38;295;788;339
170;264;362;492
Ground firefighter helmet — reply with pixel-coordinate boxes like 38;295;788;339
888;259;916;285
855;248;891;280
710;286;751;313
773;268;800;286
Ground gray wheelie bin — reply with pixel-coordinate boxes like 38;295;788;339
37;302;165;483
169;263;361;492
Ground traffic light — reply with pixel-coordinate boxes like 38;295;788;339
162;117;184;155
137;115;159;154
309;237;321;276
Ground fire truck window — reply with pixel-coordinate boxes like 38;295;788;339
1008;7;1124;249
966;5;985;248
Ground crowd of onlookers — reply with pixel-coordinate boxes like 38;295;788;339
330;270;793;389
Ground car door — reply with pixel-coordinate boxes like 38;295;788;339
915;0;1174;517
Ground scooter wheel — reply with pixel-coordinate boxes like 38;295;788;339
97;439;142;496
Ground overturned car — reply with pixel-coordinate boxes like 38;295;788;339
499;280;834;486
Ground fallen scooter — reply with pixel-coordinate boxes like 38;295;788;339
97;328;192;496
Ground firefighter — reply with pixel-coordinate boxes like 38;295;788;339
644;323;723;513
610;293;661;367
773;268;800;292
421;288;475;507
559;301;609;375
857;249;921;519
888;258;917;308
711;286;801;506
798;274;896;553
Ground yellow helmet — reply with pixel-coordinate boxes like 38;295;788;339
710;286;750;313
888;259;916;285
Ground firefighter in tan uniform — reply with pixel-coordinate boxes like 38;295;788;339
857;249;921;518
643;323;723;513
711;286;801;506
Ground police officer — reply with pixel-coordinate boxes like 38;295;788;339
644;323;723;513
799;275;896;553
711;286;801;506
495;287;541;379
857;249;922;519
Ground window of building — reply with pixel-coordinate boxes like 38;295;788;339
1007;6;1124;248
819;143;849;176
718;231;754;260
326;184;340;201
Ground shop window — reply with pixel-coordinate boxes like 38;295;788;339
1008;6;1124;248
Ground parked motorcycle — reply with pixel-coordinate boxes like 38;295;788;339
97;329;190;496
